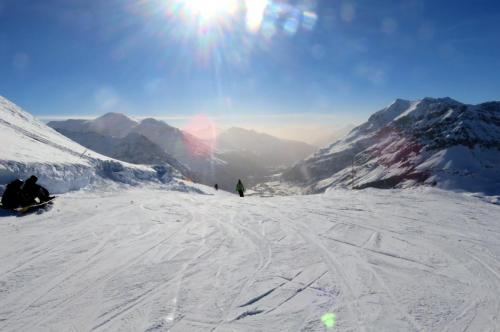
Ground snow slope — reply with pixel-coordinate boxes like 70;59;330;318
282;98;500;194
0;96;186;193
0;187;499;331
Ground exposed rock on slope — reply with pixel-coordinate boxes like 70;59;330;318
281;98;500;194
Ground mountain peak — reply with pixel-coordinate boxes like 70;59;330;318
392;98;411;105
140;117;175;127
91;112;137;138
367;98;413;127
419;97;462;105
94;112;137;125
97;112;129;119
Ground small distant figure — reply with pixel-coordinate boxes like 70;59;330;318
214;184;219;191
236;179;246;197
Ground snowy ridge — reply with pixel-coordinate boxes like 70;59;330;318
0;96;192;194
281;97;500;194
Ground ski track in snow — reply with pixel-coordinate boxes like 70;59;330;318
0;188;499;331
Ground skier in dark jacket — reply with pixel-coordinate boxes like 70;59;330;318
1;179;24;209
236;179;245;197
20;176;50;206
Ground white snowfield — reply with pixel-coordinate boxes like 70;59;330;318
1;187;499;331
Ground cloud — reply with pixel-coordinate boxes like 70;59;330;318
12;52;31;71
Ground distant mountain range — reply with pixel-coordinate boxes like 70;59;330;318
268;97;500;195
54;129;192;177
49;114;316;191
3;95;498;196
217;127;316;168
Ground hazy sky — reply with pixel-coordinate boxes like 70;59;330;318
1;0;500;142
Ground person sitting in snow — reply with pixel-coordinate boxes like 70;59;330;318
1;179;24;209
19;175;50;206
236;179;246;197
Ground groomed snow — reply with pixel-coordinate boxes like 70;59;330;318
1;187;499;331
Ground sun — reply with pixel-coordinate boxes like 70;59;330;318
180;0;239;22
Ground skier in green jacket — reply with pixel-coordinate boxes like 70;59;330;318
236;179;245;197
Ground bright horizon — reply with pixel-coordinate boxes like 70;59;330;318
1;0;500;143
37;111;358;146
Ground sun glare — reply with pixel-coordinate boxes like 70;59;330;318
245;0;268;32
160;0;318;65
180;0;239;22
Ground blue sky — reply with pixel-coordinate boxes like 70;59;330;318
1;0;499;142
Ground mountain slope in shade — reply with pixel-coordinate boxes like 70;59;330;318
217;127;316;168
50;114;212;161
281;97;500;194
48;112;138;138
51;115;307;191
0;96;190;193
49;114;248;190
54;129;191;177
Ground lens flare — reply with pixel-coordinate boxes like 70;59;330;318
321;313;337;329
182;114;217;156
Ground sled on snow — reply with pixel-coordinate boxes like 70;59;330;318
0;196;56;215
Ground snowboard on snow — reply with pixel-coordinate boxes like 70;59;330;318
0;196;56;214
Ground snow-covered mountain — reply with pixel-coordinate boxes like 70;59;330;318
49;113;212;160
50;115;298;191
217;127;316;168
54;129;191;177
0;96;190;193
281;97;500;194
48;112;138;138
49;114;227;183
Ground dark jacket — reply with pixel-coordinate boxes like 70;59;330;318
20;176;50;206
236;180;245;193
1;179;24;209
